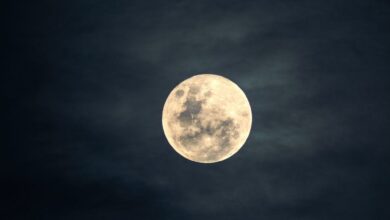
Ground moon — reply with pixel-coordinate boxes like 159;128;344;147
162;74;252;163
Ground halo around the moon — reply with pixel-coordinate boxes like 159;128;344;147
162;74;252;163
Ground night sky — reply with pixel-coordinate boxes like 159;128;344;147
3;0;390;219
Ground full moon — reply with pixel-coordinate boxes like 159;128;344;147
162;74;252;163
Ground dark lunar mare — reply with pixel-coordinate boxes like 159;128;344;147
175;89;184;97
177;97;203;127
177;91;240;158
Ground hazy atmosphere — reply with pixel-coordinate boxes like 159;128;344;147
3;0;390;219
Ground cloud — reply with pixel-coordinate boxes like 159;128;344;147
4;0;390;219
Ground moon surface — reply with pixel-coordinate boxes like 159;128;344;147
162;74;252;163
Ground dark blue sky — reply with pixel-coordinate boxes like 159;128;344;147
3;0;390;219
